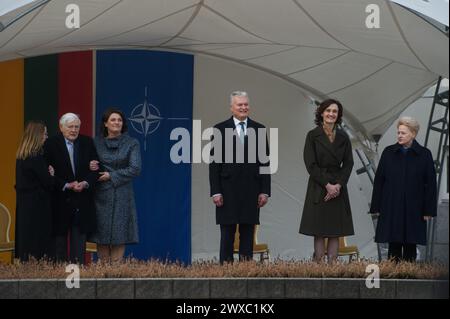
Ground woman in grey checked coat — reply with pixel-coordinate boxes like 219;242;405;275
89;108;141;262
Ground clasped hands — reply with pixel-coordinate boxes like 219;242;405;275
48;165;87;192
65;181;88;192
89;160;110;182
324;183;341;202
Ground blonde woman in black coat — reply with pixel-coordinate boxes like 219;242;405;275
15;121;54;261
370;117;437;262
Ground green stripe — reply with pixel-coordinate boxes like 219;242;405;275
24;55;59;136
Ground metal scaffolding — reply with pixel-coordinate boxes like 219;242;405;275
424;76;449;262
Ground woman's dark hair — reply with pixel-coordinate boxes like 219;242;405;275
100;108;128;137
314;99;343;126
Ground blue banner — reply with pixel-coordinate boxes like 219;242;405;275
96;50;193;263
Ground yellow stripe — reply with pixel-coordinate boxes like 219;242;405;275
0;59;24;263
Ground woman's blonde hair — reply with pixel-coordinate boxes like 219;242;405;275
16;121;46;160
397;116;420;136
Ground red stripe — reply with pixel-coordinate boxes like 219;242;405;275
58;51;93;136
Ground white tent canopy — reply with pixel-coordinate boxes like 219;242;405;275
391;0;449;26
0;0;448;136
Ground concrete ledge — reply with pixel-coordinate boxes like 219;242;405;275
96;278;135;299
210;278;247;299
173;279;210;299
19;280;57;299
57;279;96;299
285;278;322;298
360;279;396;299
0;278;447;299
322;278;360;299
248;278;285;299
0;280;18;299
397;279;435;299
434;280;450;298
135;278;173;299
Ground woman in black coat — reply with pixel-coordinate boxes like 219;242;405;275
300;99;354;263
370;117;437;262
15;121;54;262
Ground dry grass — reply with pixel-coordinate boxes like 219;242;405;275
0;259;448;280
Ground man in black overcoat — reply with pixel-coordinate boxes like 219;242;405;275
209;91;271;264
44;113;98;264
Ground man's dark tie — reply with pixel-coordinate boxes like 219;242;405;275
239;122;245;144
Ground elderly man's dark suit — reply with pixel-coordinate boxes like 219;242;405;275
209;117;271;263
44;133;98;264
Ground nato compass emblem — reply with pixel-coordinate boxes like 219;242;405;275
128;86;189;151
129;87;163;151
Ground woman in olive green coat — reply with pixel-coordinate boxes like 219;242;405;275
299;99;354;262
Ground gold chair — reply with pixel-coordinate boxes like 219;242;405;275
86;242;97;253
85;242;97;263
233;225;270;262
0;202;15;263
325;237;359;262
